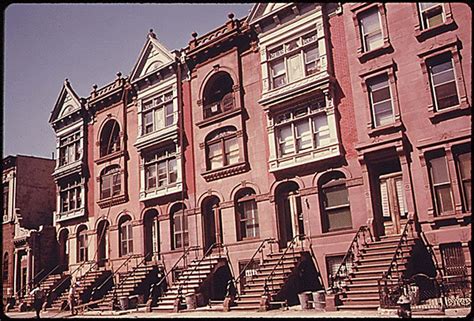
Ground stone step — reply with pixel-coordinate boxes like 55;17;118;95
361;244;414;254
340;296;380;305
337;304;379;310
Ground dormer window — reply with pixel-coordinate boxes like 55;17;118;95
268;31;320;89
100;120;121;157
203;72;235;119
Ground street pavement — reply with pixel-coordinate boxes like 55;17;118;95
4;306;471;319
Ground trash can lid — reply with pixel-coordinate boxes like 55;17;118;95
397;294;410;304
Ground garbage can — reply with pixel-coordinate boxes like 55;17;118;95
128;295;138;309
119;296;129;310
313;290;326;311
195;293;204;307
298;291;312;310
185;293;197;310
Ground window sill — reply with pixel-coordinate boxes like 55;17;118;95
196;108;242;128
319;227;357;237
201;161;249;182
139;182;182;202
428;102;471;124
56;208;85;222
357;42;393;63
95;150;125;165
97;194;128;209
367;120;403;137
423;211;471;227
415;19;456;42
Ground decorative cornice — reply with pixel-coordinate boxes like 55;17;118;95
201;162;249;182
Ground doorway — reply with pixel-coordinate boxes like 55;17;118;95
58;229;69;271
275;182;303;249
201;196;222;254
144;209;160;261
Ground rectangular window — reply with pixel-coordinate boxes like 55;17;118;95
287;54;304;83
208;142;224;170
278;125;294;156
322;183;352;232
173;212;189;249
428;54;459;111
101;169;121;199
368;74;394;127
59;132;81;166
312;114;330;147
120;223;133;256
428;154;454;214
238;200;259;240
78;232;88;262
143;111;153;134
304;45;320;75
359;8;384;52
419;3;445;30
3;184;9;219
224;137;239;166
270;59;287;89
295;120;312;152
455;151;471;212
60;181;81;213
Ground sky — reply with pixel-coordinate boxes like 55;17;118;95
4;3;253;159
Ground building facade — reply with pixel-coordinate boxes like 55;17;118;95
7;2;470;314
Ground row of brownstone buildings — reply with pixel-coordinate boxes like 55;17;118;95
3;2;471;314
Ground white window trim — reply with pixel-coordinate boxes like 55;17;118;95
428;55;460;112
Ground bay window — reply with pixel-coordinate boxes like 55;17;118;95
268;31;320;89
144;147;178;191
59;132;81;166
141;91;175;135
275;100;330;157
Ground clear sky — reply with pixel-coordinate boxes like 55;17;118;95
4;3;253;159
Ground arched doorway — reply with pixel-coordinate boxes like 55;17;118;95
97;220;110;267
275;182;304;249
143;209;160;261
58;229;69;271
201;196;222;253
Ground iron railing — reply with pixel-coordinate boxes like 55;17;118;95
330;225;373;293
382;219;415;281
226;238;276;298
109;254;149;304
150;246;200;303
263;234;305;297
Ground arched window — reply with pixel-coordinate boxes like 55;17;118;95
235;188;259;241
203;72;235;119
119;215;133;256
3;252;9;282
77;226;88;263
205;127;239;170
100;165;121;199
170;203;188;250
100;120;121;157
319;172;352;233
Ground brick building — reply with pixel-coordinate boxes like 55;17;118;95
7;2;470;315
2;155;56;306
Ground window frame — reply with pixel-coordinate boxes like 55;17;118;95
235;192;260;241
99;120;121;158
351;3;392;62
59;180;82;214
171;206;189;250
205;129;240;171
454;148;471;213
77;227;88;263
267;31;320;90
100;166;122;200
320;175;353;233
367;73;395;128
427;152;455;215
119;218;134;257
413;3;455;41
144;147;178;191
427;53;460;112
418;41;470;123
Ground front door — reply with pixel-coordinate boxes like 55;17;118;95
203;197;222;254
277;190;303;248
379;172;408;235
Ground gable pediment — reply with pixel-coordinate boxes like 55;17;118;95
247;2;293;25
49;80;82;123
130;32;175;82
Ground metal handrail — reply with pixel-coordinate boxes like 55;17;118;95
263;234;304;296
14;268;46;298
226;238;276;298
111;254;149;302
89;254;139;300
50;259;92;295
151;246;200;300
177;243;219;296
383;219;414;280
330;225;373;292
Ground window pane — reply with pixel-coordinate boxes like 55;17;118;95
165;103;174;127
427;12;444;28
143;111;153;134
432;69;455;85
146;165;157;189
365;32;384;51
154;108;164;130
325;185;349;208
360;9;381;33
434;82;459;109
374;101;394;126
278;125;294;155
295;120;312;151
313;115;330;147
157;162;167;187
225;137;239;165
371;85;391;103
287;54;304;83
208;142;223;169
435;185;454;213
168;158;177;184
271;59;286;88
430;156;449;184
327;207;352;230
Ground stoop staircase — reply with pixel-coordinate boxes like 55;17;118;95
231;235;318;311
47;264;111;311
152;244;228;312
91;257;158;311
331;220;417;311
